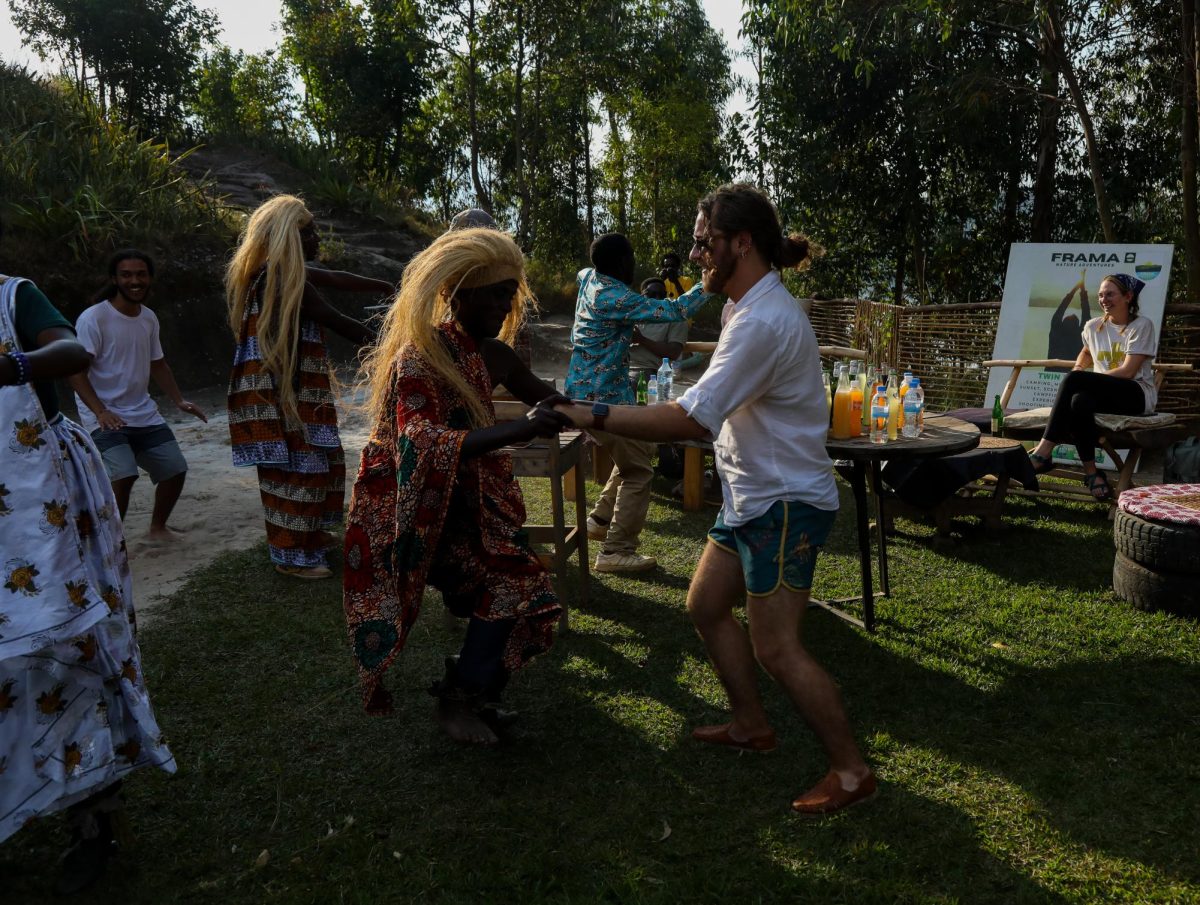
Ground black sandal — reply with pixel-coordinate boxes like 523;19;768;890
1083;471;1113;502
1029;451;1055;475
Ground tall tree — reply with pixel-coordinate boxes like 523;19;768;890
11;0;218;133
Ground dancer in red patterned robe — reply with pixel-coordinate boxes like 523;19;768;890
343;227;570;746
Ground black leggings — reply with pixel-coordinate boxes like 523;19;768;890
1042;370;1146;463
456;616;515;694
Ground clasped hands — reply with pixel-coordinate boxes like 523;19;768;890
519;394;592;439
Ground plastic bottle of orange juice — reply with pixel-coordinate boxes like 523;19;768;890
831;365;853;440
898;370;913;429
848;366;864;438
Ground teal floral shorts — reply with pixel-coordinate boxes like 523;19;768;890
708;500;837;596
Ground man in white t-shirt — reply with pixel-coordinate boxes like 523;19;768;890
553;185;875;816
68;250;206;537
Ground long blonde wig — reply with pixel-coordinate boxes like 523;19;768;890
225;194;313;431
361;227;532;429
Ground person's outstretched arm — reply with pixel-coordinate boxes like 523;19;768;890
301;281;374;345
459;406;571;457
481;338;565;407
305;265;395;296
1051;280;1082;329
5;326;91;383
66;368;124;429
632;328;684;361
149;358;207;422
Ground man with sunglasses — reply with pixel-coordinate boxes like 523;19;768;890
554;185;875;816
565;233;714;573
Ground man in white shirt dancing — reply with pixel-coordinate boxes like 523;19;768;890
69;250;206;538
554;184;874;815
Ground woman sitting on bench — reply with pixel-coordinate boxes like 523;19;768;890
1027;273;1157;501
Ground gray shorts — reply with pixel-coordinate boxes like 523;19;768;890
91;424;187;483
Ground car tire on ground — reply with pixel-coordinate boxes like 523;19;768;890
1112;551;1200;617
1113;508;1200;574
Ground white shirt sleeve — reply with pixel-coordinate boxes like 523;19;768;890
1122;317;1157;358
676;316;779;435
148;310;164;361
74;308;101;357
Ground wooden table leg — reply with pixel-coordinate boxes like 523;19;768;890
550;458;570;632
682;446;704;511
869;461;889;599
573;451;589;612
854;462;876;631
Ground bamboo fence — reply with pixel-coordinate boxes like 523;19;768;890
807;299;1200;417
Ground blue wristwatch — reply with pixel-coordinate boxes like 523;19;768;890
591;402;610;431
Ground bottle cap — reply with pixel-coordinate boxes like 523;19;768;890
911;378;920;386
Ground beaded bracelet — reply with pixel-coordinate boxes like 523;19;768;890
4;350;31;385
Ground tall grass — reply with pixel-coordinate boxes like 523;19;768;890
0;65;235;260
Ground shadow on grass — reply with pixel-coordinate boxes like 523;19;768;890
2;544;1062;905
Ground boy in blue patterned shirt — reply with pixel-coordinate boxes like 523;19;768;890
565;233;713;572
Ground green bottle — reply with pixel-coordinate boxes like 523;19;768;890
991;394;1004;437
636;371;648;406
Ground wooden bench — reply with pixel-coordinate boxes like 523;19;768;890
983;359;1199;501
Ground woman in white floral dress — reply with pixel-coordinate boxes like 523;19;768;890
0;245;175;893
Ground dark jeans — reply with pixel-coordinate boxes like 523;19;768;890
1042;370;1146;463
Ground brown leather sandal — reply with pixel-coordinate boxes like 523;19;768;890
691;722;778;753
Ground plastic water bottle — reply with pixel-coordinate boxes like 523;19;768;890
870;385;888;444
902;377;924;439
656;357;674;402
646;374;658;405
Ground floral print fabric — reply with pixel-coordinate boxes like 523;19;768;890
0;275;175;843
343;322;560;714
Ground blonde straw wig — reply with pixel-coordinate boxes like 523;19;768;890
361;227;532;428
225;194;314;431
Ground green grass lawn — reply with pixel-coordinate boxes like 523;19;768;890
5;476;1199;904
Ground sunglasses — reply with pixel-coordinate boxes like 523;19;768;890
691;232;726;254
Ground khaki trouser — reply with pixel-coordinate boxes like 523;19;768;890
587;429;656;555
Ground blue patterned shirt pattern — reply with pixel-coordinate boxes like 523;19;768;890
565;268;712;404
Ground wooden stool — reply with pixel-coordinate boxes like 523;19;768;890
498;411;590;630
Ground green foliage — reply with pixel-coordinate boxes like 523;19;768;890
280;0;428;178
10;0;219;136
0;64;233;261
192;47;300;142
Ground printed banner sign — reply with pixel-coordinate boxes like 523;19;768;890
986;243;1174;469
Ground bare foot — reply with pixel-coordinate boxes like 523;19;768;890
436;699;499;746
146;525;186;543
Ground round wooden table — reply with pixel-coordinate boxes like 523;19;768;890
821;415;980;631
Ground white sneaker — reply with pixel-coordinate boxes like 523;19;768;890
594;551;658;573
586;517;609;541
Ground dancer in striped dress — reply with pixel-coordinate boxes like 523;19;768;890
225;195;393;579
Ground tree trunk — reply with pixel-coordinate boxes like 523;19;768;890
1030;38;1060;242
608;105;627;234
513;3;529;246
1183;0;1200;300
582;91;594;242
466;0;492;213
893;237;906;306
1043;2;1114;242
756;42;766;187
